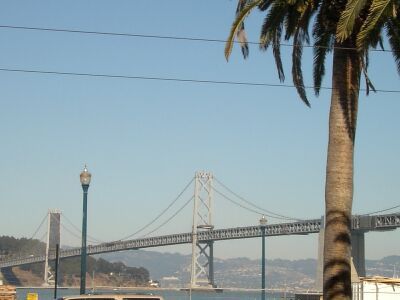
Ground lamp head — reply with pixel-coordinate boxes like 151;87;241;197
259;215;267;226
80;165;92;186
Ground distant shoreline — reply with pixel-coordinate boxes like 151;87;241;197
16;286;182;291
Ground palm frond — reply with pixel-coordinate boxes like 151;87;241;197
313;4;334;95
361;54;377;95
258;0;272;11
272;24;285;82
260;0;288;50
297;1;316;45
369;28;384;48
225;0;263;61
357;0;393;50
284;5;300;40
336;0;369;42
385;18;400;75
292;30;310;106
290;2;317;106
378;37;385;50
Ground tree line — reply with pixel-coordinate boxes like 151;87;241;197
0;236;150;286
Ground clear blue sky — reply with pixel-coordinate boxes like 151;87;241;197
0;1;399;261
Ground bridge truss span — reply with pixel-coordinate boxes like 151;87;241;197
197;219;322;242
351;213;400;231
74;232;193;257
1;213;399;269
374;213;400;229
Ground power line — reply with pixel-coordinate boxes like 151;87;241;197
1;67;399;94
0;24;396;53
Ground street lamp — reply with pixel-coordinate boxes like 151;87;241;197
80;165;91;295
259;215;267;300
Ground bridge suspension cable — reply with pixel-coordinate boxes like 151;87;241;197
8;212;50;259
214;177;300;221
141;195;194;237
13;231;47;260
213;186;262;215
360;203;400;216
28;212;48;240
61;212;105;244
117;177;195;241
60;222;103;245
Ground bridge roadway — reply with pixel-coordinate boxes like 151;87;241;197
1;213;399;268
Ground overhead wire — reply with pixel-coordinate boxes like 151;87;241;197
0;67;399;94
117;177;194;241
0;24;398;53
214;177;300;221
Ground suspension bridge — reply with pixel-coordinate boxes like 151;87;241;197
1;172;399;289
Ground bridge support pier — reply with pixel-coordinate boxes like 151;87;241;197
190;172;215;288
351;232;366;277
44;210;61;286
208;241;214;287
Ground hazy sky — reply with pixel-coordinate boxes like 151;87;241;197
0;1;399;261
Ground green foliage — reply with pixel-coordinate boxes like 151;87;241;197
20;262;44;276
224;0;263;60
225;0;400;104
0;236;149;285
57;257;149;283
225;2;400;298
337;0;369;42
0;236;46;257
357;0;396;50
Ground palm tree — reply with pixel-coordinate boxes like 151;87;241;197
225;1;400;299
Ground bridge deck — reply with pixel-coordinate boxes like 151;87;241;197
1;213;399;268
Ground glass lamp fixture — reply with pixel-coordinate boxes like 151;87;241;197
80;165;91;186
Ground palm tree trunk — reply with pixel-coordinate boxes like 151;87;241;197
323;40;361;300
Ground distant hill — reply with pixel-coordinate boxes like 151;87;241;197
101;250;400;289
366;255;400;278
0;236;150;287
99;250;189;281
0;236;45;257
2;236;398;289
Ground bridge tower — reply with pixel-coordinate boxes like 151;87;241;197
190;171;215;288
44;209;61;286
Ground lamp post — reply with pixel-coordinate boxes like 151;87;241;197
259;215;267;300
80;165;91;295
